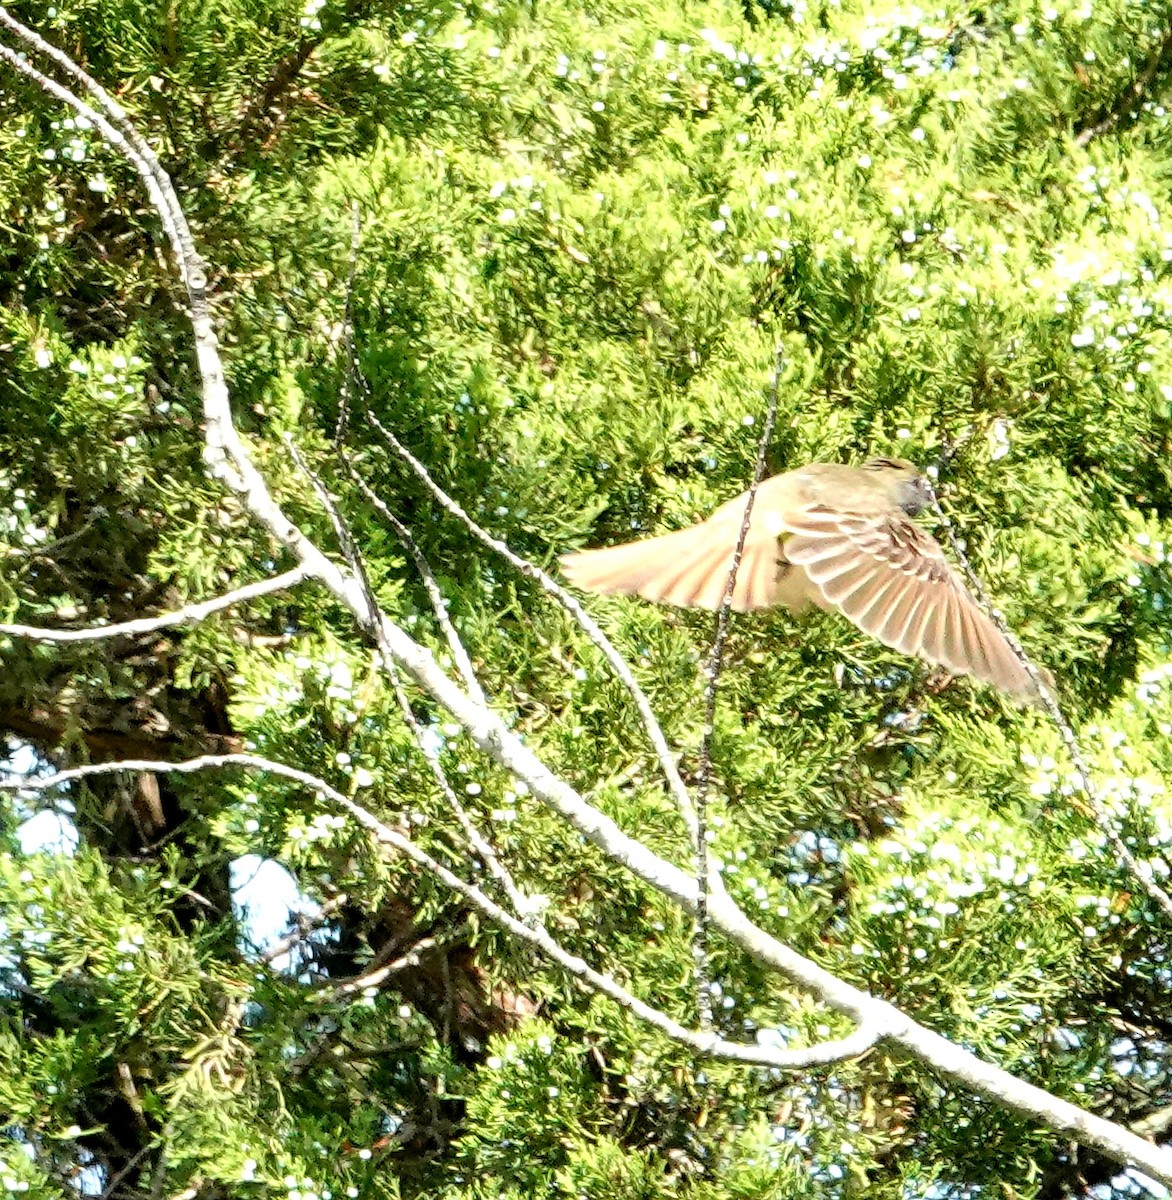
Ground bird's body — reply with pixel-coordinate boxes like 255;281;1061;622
560;458;1041;697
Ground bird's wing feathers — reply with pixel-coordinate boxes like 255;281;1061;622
782;506;1035;695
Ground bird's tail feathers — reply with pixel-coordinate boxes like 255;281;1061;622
560;525;814;613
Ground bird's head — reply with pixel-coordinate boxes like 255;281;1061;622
862;456;933;515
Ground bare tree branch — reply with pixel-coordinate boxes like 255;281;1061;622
384;654;541;922
362;408;705;856
0;567;309;643
691;349;782;1029
0;8;196;283
284;435;533;920
7;741;1172;1175
0;752;877;1070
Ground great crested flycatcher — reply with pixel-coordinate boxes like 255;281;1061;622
560;457;1041;697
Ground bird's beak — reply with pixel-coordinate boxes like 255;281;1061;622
900;475;934;516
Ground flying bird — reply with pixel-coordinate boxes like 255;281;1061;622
560;457;1042;697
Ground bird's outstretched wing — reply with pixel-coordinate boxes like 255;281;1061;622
781;506;1037;696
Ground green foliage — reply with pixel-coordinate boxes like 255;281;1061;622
7;0;1172;1197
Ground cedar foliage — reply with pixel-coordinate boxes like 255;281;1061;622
4;0;1172;1197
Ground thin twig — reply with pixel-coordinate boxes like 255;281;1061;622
197;896;350;1067
256;894;347;966
0;12;246;537
928;487;1172;922
0;39;179;270
97;1142;152;1200
332;210;485;704
331;208;487;700
691;349;784;1030
334;201;363;446
345;466;486;705
314;931;444;1001
0;752;878;1070
1074;23;1172;147
0;567;308;642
